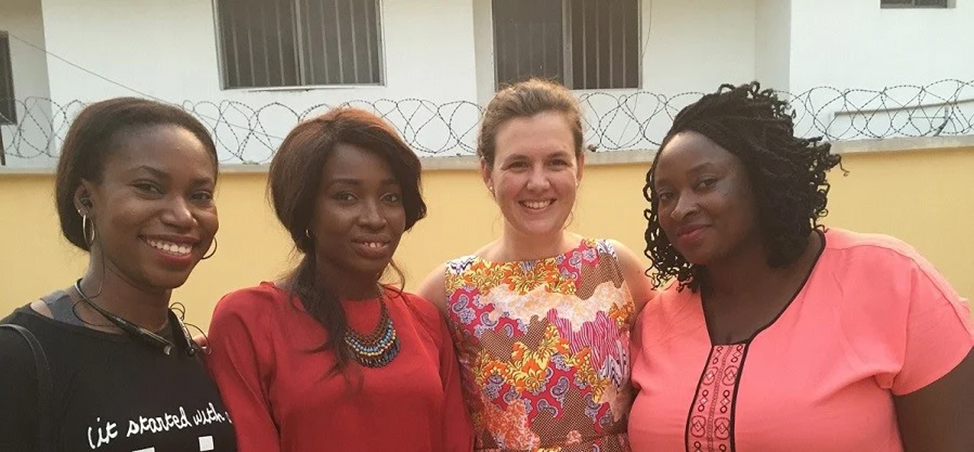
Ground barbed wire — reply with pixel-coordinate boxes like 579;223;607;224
2;79;972;165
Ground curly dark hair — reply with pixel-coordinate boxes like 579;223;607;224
643;82;843;291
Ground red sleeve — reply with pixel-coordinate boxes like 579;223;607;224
436;310;475;452
205;288;282;452
400;290;474;452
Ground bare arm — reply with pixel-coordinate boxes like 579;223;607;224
609;240;656;315
416;263;449;316
894;349;974;452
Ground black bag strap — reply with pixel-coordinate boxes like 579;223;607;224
0;324;53;452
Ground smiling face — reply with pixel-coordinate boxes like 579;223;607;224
482;111;583;240
652;131;759;266
309;143;407;287
78;125;219;291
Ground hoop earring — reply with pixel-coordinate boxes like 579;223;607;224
202;237;218;260
305;229;313;239
81;213;95;247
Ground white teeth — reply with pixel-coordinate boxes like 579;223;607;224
145;239;192;256
521;200;553;210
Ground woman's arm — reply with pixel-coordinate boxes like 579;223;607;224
610;240;657;315
434;312;474;452
0;327;41;452
417;263;450;316
205;295;282;452
895;350;974;452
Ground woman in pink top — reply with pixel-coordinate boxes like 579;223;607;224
630;82;974;452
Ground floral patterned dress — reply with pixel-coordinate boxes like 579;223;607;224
444;239;635;452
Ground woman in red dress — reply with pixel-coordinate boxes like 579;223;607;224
206;108;474;452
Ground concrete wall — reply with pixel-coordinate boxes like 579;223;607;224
2;145;972;329
33;0;481;162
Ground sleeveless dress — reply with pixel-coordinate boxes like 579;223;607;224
444;239;635;452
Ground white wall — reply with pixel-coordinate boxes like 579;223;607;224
32;0;765;162
13;0;972;166
790;0;974;89
471;0;759;151
755;0;790;92
788;0;974;141
596;0;758;150
639;0;757;94
0;0;54;167
37;0;481;163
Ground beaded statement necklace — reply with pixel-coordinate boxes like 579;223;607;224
343;294;400;368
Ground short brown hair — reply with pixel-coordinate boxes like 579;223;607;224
54;97;217;251
477;78;584;169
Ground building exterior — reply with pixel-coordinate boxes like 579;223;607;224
1;0;971;166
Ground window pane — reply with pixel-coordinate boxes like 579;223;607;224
217;0;298;88
570;0;638;89
0;32;16;125
492;0;564;87
300;0;382;85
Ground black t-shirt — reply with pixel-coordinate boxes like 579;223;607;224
0;306;237;452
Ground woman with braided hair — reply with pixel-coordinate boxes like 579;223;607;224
629;82;973;451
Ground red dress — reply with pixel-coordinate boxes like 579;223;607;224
206;282;474;452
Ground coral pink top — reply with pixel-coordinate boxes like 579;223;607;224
629;228;973;452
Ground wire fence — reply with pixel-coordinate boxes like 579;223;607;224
2;79;973;166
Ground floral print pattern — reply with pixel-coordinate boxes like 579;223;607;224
445;239;635;452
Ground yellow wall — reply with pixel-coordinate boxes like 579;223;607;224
2;147;972;329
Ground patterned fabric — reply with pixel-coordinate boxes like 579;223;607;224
445;239;635;452
687;344;746;452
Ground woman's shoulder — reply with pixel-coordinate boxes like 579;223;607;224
822;228;946;281
393;290;442;321
443;253;483;276
0;311;38;359
820;227;965;308
825;227;921;258
212;282;289;319
2;301;85;343
390;289;449;340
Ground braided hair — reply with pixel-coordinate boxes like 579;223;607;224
643;82;842;291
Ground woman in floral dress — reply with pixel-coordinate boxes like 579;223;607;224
418;79;655;452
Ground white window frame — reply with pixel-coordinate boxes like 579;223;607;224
880;0;950;8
